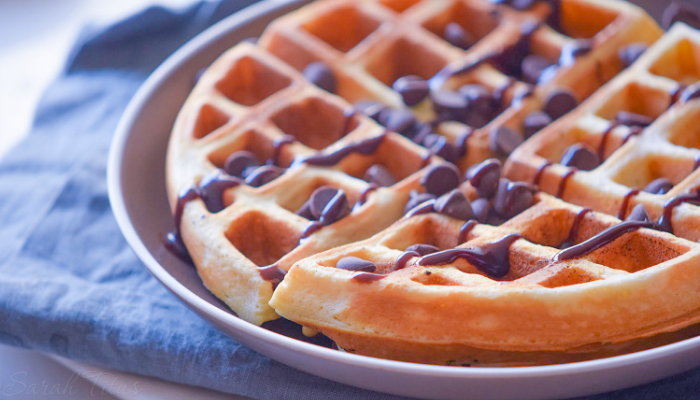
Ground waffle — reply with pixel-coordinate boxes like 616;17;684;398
259;0;661;170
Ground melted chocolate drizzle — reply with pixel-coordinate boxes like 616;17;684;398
405;199;436;218
418;234;522;278
270;135;295;166
558;208;591;249
554;220;653;261
456;128;474;158
354;184;379;211
597;122;621;160
299;220;324;242
458;219;478;244
295;134;386;167
556;168;577;198
617;188;640;219
258;264;287;286
394;250;420;271
199;169;243;213
164;186;200;262
657;191;700;233
532;161;552;186
352;272;387;283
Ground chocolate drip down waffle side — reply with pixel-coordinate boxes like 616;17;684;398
258;0;661;171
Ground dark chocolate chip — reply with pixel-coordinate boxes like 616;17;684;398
544;88;578;120
521;55;554;84
336;256;376;272
510;0;536;10
489;126;523;156
559;39;593;67
522;111;552;138
486;213;507;226
303;61;336;93
393;75;430;106
431;90;469;122
422;134;460;164
295;202;314;220
224;150;260;178
309;186;340;219
405;190;437;214
662;1;700;30
466;158;502;199
644;178;674;195
471;198;491;223
463;111;491;129
354;100;386;121
493;179;535;219
434;189;474;220
420;163;462;196
625;203;652;223
618;43;648;68
406;244;440;256
459;84;496;114
364;165;396;187
444;22;473;50
560;144;600;171
615;111;652;128
382;109;418;135
244;165;285;187
410;122;432;144
319;190;351;225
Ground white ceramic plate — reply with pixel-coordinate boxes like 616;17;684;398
107;1;700;398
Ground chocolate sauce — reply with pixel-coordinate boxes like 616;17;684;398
429;53;498;90
597;122;621;160
694;155;700;170
494;78;518;109
617;189;640;219
556;168;577;198
554;220;653;261
296;134;386;167
164;186;200;262
405;199;436;218
558;208;591;249
299;221;324;241
671;84;687;106
458;219;478;244
418;234;521;278
532;161;552;186
657;191;700;233
342;106;357;135
199;169;242;213
354;183;379;211
421;150;434;167
351;272;387;283
394;250;420;271
620;126;643;146
258;264;287;286
270;135;295;166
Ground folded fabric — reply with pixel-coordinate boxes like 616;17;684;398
0;1;698;399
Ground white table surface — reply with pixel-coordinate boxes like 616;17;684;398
0;0;249;398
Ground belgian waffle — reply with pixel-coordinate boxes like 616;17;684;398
259;0;661;169
164;0;700;366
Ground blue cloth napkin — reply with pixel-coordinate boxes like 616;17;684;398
1;1;699;399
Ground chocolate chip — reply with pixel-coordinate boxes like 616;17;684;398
493;179;535;219
644;178;674;195
486;213;507;226
615;111;652;128
544;88;578;120
224;151;260;178
444;22;473;50
336;256;376;272
431;90;469;122
295;202;314;220
364;165;396;187
522;111;552;138
618;43;648;68
382;109;417;135
663;1;700;30
244;166;285;187
463;111;491;129
489;126;523;156
459;84;495;114
560;144;600;171
626;203;652;223
559;40;593;67
466;158;502;199
510;0;536;10
410;122;432;144
471;198;491;223
422;134;460;164
393;75;430;106
434;190;474;220
309;186;340;219
406;244;440;256
420;163;462;196
319;190;351;224
521;55;554;84
354;100;386;120
303;62;336;93
405;190;437;214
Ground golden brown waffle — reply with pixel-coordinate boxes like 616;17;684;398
505;23;700;242
166;42;450;324
259;0;662;170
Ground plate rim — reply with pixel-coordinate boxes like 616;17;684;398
107;0;700;387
